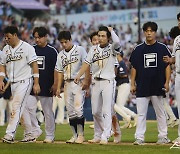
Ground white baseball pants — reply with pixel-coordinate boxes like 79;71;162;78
175;74;180;137
114;83;136;121
91;79;115;141
6;78;33;138
23;95;55;140
53;93;65;124
135;96;167;141
64;81;85;119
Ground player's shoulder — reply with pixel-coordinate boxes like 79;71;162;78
132;42;144;53
174;35;180;48
47;44;59;54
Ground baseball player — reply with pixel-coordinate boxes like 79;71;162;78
88;29;121;143
74;26;121;144
55;31;89;144
163;26;180;144
0;26;40;143
130;21;171;145
115;51;137;129
21;27;57;143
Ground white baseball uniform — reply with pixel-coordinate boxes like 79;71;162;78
0;40;37;138
172;35;180;137
55;45;87;139
85;43;118;141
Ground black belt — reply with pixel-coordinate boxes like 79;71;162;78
65;79;74;82
94;77;106;81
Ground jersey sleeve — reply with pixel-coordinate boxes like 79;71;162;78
0;50;6;65
172;35;180;56
111;30;120;43
55;54;63;73
84;47;93;65
129;48;137;69
80;46;87;63
118;61;127;76
27;45;38;64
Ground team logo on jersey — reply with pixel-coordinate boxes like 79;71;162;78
144;53;157;68
37;56;45;70
92;50;110;62
61;56;78;68
6;53;22;63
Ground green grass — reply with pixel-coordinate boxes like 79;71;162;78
0;121;179;154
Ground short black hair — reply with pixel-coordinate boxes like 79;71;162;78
33;27;48;37
4;26;19;35
58;31;71;41
177;12;180;20
142;21;158;32
89;31;98;41
169;26;180;39
98;26;111;38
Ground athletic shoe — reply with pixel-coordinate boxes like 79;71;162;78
43;138;54;143
89;124;94;129
170;119;179;128
172;137;180;144
66;136;77;143
156;137;171;144
33;129;43;139
133;115;138;127
20;136;36;143
2;134;14;144
75;135;85;144
113;135;121;143
170;141;180;149
100;139;108;145
88;138;101;143
133;139;145;145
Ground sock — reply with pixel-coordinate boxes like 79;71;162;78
77;116;85;136
69;118;78;138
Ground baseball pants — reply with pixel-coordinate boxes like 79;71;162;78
6;78;33;138
91;79;115;141
175;74;180;137
114;83;136;121
53;94;65;124
135;96;167;141
23;95;55;140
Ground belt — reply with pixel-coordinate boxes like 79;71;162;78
65;79;74;82
94;77;106;81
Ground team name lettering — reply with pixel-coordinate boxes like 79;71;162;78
92;49;111;63
62;56;78;68
6;54;22;63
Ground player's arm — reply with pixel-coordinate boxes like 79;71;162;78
31;61;41;95
51;70;58;95
164;64;171;92
108;27;120;43
130;67;136;94
81;66;91;90
0;64;5;91
74;62;90;84
163;56;175;64
56;72;64;98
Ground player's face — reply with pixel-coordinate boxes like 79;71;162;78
98;31;109;47
34;32;47;47
91;35;99;45
144;27;156;44
4;33;17;47
60;39;73;51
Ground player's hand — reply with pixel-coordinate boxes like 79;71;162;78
130;85;136;94
56;89;62;98
85;88;91;97
0;80;5;93
81;79;89;90
74;75;81;84
50;83;57;96
163;55;171;64
33;83;41;95
163;83;169;92
107;26;113;32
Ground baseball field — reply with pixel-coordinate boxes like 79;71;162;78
0;121;179;154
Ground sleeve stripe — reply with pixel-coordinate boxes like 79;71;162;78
55;68;63;73
85;60;90;65
28;58;38;64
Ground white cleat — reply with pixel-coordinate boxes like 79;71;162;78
88;138;101;143
20;135;36;143
43;138;54;143
113;135;121;144
33;129;43;139
2;134;14;144
100;139;108;145
66;136;77;144
75;135;85;144
172;137;180;144
89;124;94;129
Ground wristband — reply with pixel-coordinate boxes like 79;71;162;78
0;72;5;77
33;73;39;78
